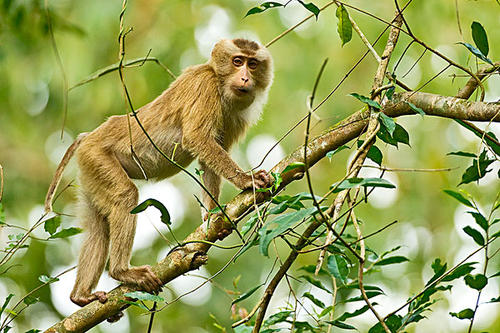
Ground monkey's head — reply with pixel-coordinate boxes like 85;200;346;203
209;38;273;104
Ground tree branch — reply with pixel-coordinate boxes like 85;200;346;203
44;91;499;332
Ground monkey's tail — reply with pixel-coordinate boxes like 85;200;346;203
44;133;88;213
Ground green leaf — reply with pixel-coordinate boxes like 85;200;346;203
426;258;447;286
23;295;39;305
319;306;334;317
124;291;164;302
405;101;425;117
326;254;349;284
357;141;383;165
379;113;396;136
335;304;372;322
459;150;495;185
259;207;317;256
458;42;493;65
244;2;283;17
233;235;259;262
350;93;381;109
300;275;331;293
393;123;410;146
131;198;171;225
385;86;395;100
326;145;349;161
271;171;282;191
241;214;259;236
302;292;325;308
464;274;488;290
122;299;149;311
231;284;263;305
442;262;477;282
490;271;500;278
343;291;383;303
467;211;488;232
488;296;500;303
298;0;320;19
443;190;474;208
281;162;305;174
331;177;396;193
263;310;292;326
375;256;409;266
450;308;474;320
0;294;14;317
293;321;316;331
376;127;398;147
335;4;352;46
24;330;42;333
368;314;402;333
454;119;500;156
44;215;61;235
49;227;82;239
325;320;356;330
299;264;328;275
38;275;59;284
471;21;489;56
462;226;485;246
0;203;5;225
447;151;477;158
367;145;383;165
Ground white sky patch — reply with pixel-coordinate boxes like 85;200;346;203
133;180;186;252
168;266;212;306
26;80;49;116
278;1;315;34
195;6;232;59
484;69;499;102
356;159;399;209
429;45;458;74
246;134;285;171
394;55;423;88
49;266;120;318
44;130;74;165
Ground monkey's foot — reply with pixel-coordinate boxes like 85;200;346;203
70;291;108;307
112;265;163;293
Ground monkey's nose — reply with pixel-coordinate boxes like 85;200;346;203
241;77;249;83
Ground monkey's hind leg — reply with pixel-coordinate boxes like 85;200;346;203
107;191;163;293
70;194;110;307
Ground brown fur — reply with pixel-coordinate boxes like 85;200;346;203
62;39;274;306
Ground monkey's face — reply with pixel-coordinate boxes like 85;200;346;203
228;55;258;97
210;39;273;103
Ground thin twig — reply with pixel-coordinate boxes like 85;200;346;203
265;1;336;47
44;0;69;139
334;1;381;63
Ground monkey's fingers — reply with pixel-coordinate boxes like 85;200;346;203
140;266;163;293
253;170;273;188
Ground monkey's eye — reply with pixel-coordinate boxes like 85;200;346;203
232;57;244;67
248;59;258;69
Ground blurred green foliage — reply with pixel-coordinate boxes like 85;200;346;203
0;0;498;332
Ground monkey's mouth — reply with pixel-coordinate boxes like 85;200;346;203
233;86;250;94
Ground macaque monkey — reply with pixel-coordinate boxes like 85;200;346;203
45;39;274;307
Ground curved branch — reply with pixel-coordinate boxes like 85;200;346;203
44;92;499;332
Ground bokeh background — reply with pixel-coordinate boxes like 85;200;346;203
0;0;498;332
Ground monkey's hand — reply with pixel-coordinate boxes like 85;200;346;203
238;169;273;190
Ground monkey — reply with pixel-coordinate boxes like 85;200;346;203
44;38;274;308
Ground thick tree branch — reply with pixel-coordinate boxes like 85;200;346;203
45;91;499;332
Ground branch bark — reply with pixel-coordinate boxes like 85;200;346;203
45;91;499;332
